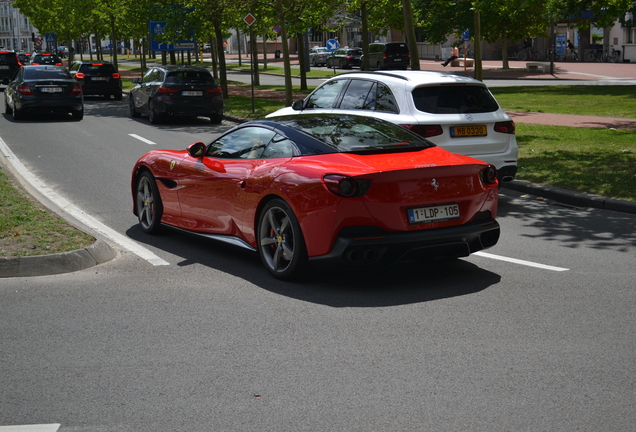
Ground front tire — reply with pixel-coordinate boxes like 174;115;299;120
12;102;22;120
5;98;12;114
135;171;163;234
257;199;307;280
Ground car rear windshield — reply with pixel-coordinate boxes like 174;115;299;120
385;43;409;55
0;53;18;63
80;64;115;73
165;70;215;84
411;85;500;114
278;115;434;153
25;68;72;79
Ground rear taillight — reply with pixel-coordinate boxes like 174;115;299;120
494;120;515;134
55;62;63;66
17;85;32;95
31;62;40;65
18;61;23;66
76;72;85;79
157;86;178;94
112;73;120;79
323;174;371;198
206;87;222;94
71;84;82;95
400;124;443;138
480;165;498;186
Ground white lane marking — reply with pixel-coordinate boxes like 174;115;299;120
129;134;156;145
0;425;60;432
474;251;569;272
0;137;169;267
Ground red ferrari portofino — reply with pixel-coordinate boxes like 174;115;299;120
132;114;500;279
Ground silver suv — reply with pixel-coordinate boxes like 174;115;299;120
267;70;517;182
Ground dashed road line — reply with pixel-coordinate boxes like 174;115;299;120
0;424;60;432
474;251;570;271
129;133;156;145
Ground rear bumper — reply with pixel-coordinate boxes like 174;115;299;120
16;97;83;113
309;216;500;267
154;98;223;116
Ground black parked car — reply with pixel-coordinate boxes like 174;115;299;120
325;48;363;69
129;65;223;124
360;42;410;70
0;50;21;83
69;60;123;100
3;65;84;120
30;53;64;65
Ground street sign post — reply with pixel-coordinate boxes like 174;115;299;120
243;13;257;114
327;39;339;73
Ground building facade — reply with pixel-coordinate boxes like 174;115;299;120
0;0;38;52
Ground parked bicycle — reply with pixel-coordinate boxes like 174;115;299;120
585;45;620;62
545;48;561;61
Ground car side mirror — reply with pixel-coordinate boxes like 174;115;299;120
291;100;304;111
187;142;206;158
131;78;141;84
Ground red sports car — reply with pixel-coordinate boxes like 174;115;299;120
131;114;500;279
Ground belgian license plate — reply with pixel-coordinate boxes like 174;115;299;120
91;77;108;81
0;65;9;69
41;87;62;93
394;58;402;61
182;91;202;96
407;204;460;224
450;125;487;137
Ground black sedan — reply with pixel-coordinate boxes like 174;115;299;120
3;65;83;120
325;48;363;69
129;65;224;124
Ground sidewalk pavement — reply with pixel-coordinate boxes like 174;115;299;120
2;56;635;278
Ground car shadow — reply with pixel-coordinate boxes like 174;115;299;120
126;224;501;308
498;189;636;251
2;112;82;122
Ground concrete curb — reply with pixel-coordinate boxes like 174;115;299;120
503;180;636;214
0;238;117;278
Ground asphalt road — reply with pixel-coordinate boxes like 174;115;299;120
1;90;635;430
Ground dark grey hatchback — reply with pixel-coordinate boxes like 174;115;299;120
129;65;223;124
3;65;83;120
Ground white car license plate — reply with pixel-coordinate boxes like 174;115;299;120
407;203;460;224
91;77;108;81
394;58;402;61
41;87;63;93
182;91;202;96
0;65;9;69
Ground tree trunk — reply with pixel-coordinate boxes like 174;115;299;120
402;0;420;70
214;22;229;99
276;0;293;105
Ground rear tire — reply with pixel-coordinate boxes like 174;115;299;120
135;171;163;234
72;108;84;120
114;92;123;101
257;199;307;280
129;96;141;118
12;102;22;120
210;113;223;123
148;99;162;124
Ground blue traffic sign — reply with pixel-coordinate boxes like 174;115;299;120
149;21;195;51
462;29;470;42
45;33;56;44
326;39;339;51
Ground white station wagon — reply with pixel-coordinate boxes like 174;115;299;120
267;70;518;182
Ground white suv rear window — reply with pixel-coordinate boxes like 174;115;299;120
412;85;499;114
